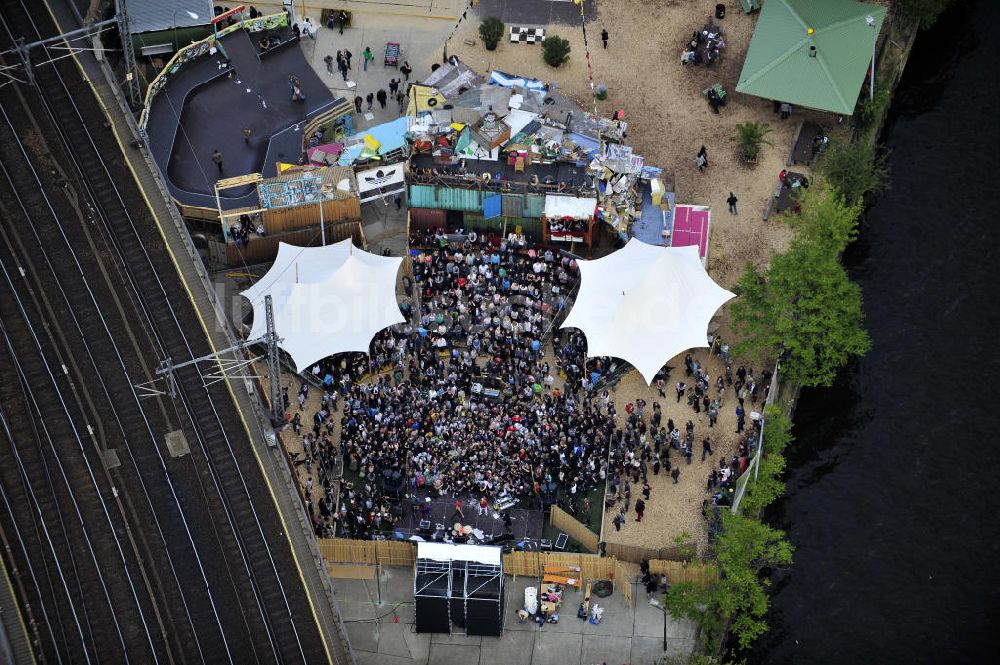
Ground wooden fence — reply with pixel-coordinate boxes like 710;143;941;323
316;538;717;589
502;551;616;582
616;559;635;608
648;560;718;586
548;505;600;553
318;538;416;569
603;541;689;564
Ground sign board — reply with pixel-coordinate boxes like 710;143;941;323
357;164;406;203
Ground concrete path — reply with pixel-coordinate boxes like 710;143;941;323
334;568;698;665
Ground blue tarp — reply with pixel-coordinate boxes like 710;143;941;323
489;70;546;91
483;193;502;219
630;183;676;247
364;116;410;155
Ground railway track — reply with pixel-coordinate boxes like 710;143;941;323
0;1;331;663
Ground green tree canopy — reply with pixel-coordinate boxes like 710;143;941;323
731;240;871;387
896;0;955;25
818;139;889;206
739;406;794;517
664;511;794;650
788;187;863;255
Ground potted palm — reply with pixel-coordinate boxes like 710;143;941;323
479;17;505;51
731;121;773;163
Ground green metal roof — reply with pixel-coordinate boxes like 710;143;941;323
735;0;886;115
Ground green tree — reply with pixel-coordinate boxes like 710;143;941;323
542;36;572;67
739;407;794;516
787;187;863;255
819;139;889;206
731;121;773;161
713;512;794;649
664;512;793;650
731;241;871;387
895;0;955;25
478;17;505;50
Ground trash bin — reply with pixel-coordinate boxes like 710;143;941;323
716;3;726;19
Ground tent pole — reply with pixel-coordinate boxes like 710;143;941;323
265;295;285;426
320;198;326;245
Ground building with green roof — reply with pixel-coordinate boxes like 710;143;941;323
735;0;886;115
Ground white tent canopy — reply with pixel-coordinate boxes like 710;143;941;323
241;240;403;372
561;239;735;384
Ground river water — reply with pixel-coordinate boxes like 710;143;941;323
747;2;1000;663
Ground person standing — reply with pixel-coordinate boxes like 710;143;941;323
601;28;609;49
613;510;625;531
302;17;315;39
376;88;387;109
344;49;353;70
736;404;745;433
400;61;412;82
353;95;363;113
338;58;348;82
478;496;489;516
696;145;709;171
338;9;348;34
675;381;686;403
389;78;399;95
635;498;645;522
396;90;405;113
727;192;738;215
363;46;374;71
323;53;334;75
365;92;374;111
452;499;465;522
670;467;680;484
702;437;713;461
211;149;223;174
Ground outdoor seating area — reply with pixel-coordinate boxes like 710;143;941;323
681;22;726;66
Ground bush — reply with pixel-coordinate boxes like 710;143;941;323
731;121;772;162
542;36;571;67
819;140;889;205
478;17;505;50
594;84;608;101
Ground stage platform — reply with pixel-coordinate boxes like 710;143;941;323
144;29;342;210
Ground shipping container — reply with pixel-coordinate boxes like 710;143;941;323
407;184;483;212
524;193;546;218
408;207;448;230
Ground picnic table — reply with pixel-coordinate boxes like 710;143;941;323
791;121;822;166
683;22;725;66
774;171;809;214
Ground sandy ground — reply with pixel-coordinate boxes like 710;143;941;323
445;0;857;288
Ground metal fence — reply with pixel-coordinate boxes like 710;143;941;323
730;361;781;514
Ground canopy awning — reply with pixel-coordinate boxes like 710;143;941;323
735;0;886;115
561;239;735;384
241;240;403;372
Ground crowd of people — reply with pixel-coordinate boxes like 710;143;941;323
292;233;636;539
601;347;771;535
285;232;771;542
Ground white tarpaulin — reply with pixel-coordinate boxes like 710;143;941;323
544;195;597;220
416;542;502;565
561;239;735;384
241;240;403;372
